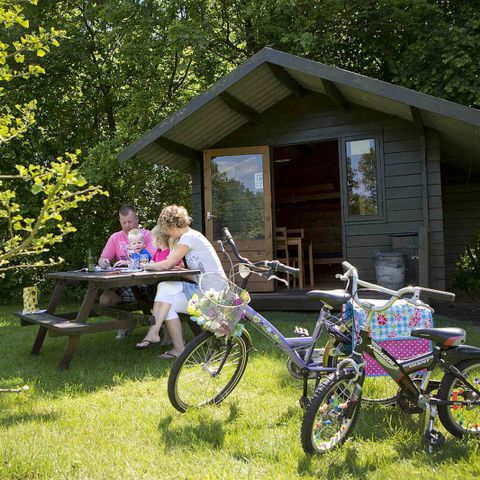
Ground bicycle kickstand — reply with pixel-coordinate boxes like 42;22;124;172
423;403;445;452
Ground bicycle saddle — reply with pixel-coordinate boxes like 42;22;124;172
306;289;351;307
410;327;466;347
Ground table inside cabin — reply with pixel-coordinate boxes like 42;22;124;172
15;268;200;370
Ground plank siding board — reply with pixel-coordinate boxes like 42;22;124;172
347;221;423;236
385;174;422;188
383;139;421;154
387;198;422;211
388;209;423;222
384;151;420;165
386;162;422;177
386;186;423;199
346;234;392;247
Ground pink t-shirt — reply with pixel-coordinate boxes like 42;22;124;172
101;229;155;262
151;248;185;267
152;248;170;262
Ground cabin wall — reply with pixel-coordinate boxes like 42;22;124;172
443;183;480;287
212;92;444;287
191;160;204;231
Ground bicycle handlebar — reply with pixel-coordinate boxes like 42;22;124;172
336;260;455;311
221;227;300;278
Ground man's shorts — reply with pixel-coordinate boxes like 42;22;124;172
116;287;137;304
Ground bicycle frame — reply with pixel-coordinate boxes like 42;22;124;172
242;305;338;375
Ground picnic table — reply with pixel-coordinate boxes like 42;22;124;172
15;268;200;370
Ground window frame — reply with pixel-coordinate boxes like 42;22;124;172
339;133;386;224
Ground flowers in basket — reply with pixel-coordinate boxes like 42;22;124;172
188;288;250;338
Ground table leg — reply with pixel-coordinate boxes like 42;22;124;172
58;335;81;371
47;280;65;314
31;326;48;355
31;280;66;356
76;284;98;323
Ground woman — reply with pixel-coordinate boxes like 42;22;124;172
137;205;225;359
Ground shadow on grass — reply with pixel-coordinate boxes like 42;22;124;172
0;305;183;399
0;410;59;428
158;414;225;450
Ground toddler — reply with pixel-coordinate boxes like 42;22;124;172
114;229;151;267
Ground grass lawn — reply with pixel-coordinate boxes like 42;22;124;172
1;304;480;479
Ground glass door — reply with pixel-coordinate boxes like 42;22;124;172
204;146;273;292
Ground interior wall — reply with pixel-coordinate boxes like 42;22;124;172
442;162;480;287
273;140;342;284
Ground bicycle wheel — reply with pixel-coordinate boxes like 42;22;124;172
325;341;398;405
437;358;480;438
168;330;250;413
301;369;362;454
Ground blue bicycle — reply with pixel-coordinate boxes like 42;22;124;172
168;228;398;412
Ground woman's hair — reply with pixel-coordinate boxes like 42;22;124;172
127;228;144;242
158;205;191;231
150;225;170;246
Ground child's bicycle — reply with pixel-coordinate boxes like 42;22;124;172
168;228;411;412
301;261;480;454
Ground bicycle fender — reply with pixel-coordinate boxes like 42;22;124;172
442;345;480;365
241;328;253;346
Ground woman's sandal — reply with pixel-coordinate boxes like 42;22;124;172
135;339;161;350
158;352;178;360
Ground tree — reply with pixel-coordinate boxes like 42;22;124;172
0;1;107;276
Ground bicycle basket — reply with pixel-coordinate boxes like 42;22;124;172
188;272;250;337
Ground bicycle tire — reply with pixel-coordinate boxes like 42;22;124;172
437;358;480;438
325;341;398;406
168;330;250;413
301;369;362;454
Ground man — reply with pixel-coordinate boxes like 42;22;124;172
98;204;155;308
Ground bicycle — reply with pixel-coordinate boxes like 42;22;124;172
168;228;410;412
301;261;480;454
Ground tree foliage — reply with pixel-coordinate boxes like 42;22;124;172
1;0;479;299
0;1;106;280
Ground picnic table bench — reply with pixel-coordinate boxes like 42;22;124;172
15;268;200;370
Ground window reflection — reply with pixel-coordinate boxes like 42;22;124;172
346;139;378;216
211;154;265;240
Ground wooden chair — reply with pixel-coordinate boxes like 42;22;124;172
285;228;314;288
275;227;299;287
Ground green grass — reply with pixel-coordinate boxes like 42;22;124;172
1;304;480;479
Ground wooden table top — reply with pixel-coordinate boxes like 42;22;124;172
45;268;201;286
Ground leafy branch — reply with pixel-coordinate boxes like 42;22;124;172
0;152;108;275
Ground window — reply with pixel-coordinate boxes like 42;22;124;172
342;136;384;221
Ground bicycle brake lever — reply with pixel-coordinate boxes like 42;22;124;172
264;273;289;287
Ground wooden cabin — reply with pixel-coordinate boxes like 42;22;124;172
119;48;480;305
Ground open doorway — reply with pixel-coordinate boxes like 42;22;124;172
272;140;343;289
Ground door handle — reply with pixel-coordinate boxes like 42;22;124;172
206;211;216;220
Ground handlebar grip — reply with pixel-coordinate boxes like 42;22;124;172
420;287;455;303
222;227;233;242
342;261;355;271
273;261;300;277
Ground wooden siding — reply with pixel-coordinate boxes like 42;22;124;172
443;183;480;287
209;91;444;287
191;159;203;231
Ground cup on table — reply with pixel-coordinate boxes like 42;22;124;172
140;253;149;271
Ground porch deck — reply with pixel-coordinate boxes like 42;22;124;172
250;286;387;311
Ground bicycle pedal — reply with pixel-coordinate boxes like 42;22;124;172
424;429;445;451
294;326;309;337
